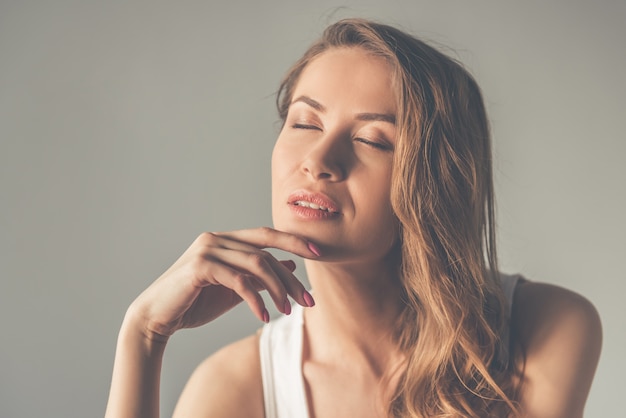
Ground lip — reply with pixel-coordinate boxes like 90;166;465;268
287;190;341;220
287;190;340;212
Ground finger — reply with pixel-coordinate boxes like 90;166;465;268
214;227;321;259
194;231;312;261
204;248;291;314
199;260;269;322
255;259;313;309
269;258;312;309
280;259;296;272
193;231;315;309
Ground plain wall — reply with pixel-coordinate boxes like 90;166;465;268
1;1;624;416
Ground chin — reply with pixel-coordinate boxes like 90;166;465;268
273;218;323;241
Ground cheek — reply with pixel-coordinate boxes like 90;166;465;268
351;168;395;229
356;166;393;210
368;172;397;236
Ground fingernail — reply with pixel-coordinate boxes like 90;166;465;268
307;242;321;257
284;300;292;315
303;290;316;307
262;308;270;323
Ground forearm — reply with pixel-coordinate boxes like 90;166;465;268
103;228;314;417
105;314;168;418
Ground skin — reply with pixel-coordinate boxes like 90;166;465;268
271;48;405;418
105;47;602;418
511;280;602;418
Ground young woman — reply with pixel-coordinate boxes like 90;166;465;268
105;19;601;418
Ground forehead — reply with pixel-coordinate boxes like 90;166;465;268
292;47;397;115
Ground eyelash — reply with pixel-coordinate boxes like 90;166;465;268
357;138;390;150
291;123;391;151
291;123;319;130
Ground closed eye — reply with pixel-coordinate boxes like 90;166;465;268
355;137;392;151
292;123;321;131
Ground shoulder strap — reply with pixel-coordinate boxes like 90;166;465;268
259;321;278;418
259;304;309;418
500;273;520;316
496;273;521;368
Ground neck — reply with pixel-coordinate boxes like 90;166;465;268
302;253;405;375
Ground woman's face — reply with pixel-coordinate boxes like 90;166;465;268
272;47;398;263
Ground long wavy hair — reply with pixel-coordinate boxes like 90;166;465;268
276;19;519;418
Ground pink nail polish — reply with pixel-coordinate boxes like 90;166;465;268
262;309;270;323
307;242;321;257
303;290;315;307
284;300;292;315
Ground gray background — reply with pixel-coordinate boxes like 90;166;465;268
1;1;624;417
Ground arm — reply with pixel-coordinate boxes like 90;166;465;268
104;229;318;418
512;281;602;418
105;313;168;418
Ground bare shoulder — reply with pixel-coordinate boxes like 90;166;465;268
173;332;264;418
511;279;602;418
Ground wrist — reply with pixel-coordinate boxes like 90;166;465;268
106;305;166;418
120;305;170;352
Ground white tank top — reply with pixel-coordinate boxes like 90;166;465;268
259;273;521;418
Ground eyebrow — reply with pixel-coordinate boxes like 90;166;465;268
292;95;326;112
355;112;396;124
291;95;396;125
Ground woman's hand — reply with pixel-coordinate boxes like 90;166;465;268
126;227;319;341
106;227;318;418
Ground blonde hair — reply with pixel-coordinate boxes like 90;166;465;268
277;19;518;417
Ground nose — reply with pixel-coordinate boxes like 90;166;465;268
301;134;350;182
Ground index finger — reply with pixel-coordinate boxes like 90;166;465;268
214;227;321;259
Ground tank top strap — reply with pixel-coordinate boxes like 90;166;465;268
259;304;310;418
499;272;520;317
496;272;521;368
